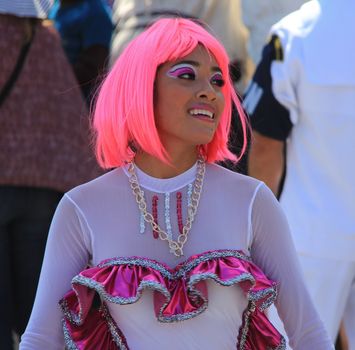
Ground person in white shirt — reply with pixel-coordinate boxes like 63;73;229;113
241;0;307;66
245;1;355;348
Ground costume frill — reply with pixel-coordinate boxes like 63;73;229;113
59;250;285;350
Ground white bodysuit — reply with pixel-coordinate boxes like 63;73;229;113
20;163;333;349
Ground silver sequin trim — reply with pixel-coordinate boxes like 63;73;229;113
98;256;175;279
237;300;285;350
187;183;193;208
269;337;286;350
73;274;171;306
249;285;278;311
174;250;252;279
139;191;145;233
188;272;254;290
101;303;129;350
164;192;173;241
237;301;254;350
62;319;79;350
97;251;252;281
158;302;209;323
60;297;83;327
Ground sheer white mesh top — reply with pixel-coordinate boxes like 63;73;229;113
20;163;333;349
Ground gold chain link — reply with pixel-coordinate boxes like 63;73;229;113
128;159;205;257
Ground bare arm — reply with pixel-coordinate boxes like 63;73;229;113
248;130;285;196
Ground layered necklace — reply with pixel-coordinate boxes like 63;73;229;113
128;158;206;257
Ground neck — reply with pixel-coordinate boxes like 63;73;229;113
134;147;199;179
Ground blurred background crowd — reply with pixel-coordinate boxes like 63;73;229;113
0;1;353;349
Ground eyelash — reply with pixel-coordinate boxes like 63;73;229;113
170;68;225;87
211;74;225;87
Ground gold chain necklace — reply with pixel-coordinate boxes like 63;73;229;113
128;158;205;257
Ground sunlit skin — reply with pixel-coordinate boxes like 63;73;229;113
135;45;226;178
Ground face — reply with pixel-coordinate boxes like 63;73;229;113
154;45;226;151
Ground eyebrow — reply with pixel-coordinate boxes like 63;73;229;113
172;60;222;73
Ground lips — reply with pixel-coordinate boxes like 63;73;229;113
188;104;216;120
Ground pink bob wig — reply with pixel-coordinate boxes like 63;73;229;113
93;17;247;168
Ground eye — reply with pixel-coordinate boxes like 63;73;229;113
177;68;196;80
211;72;225;87
167;64;196;80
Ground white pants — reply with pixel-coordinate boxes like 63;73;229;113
269;255;355;349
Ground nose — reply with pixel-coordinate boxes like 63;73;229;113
196;80;217;101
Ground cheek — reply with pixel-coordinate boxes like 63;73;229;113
221;95;226;109
155;85;188;121
154;91;179;131
217;93;226;116
154;86;169;122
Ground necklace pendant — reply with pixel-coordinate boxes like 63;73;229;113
174;247;184;257
169;241;183;257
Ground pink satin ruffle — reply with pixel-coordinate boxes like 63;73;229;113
60;249;285;349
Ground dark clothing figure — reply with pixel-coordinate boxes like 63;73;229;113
51;0;113;103
0;9;100;349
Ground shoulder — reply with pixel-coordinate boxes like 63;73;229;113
206;163;264;198
271;1;321;47
65;167;128;206
205;164;284;228
206;163;281;207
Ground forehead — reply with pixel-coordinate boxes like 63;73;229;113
164;45;220;71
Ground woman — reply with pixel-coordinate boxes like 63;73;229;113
20;18;333;349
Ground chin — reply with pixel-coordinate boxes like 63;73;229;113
195;134;215;146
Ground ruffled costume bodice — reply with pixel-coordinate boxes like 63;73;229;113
60;249;285;350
